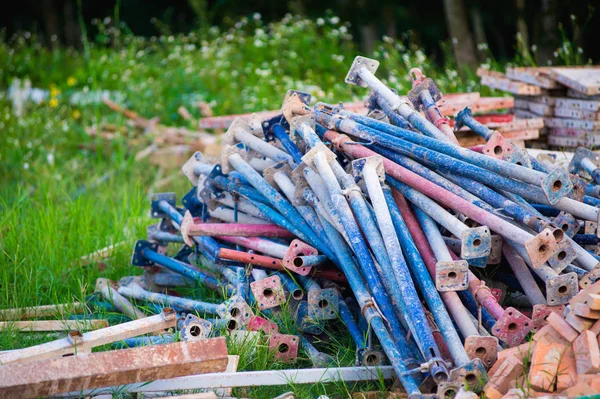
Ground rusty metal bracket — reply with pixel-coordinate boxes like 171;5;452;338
180;314;213;340
448;358;488;393
150;192;177;219
482;132;515;160
492;307;533;347
345;56;380;88
524;228;559;268
250;275;285;310
547;239;577;274
283;239;318;276
504;147;533;168
269;333;299;363
295;301;323;335
546;272;579;305
531;304;566;331
464;335;499;368
461;226;492;259
247;315;279;334
407;78;442;110
216;295;253;327
307;287;339;320
435;260;469;292
553;211;581;238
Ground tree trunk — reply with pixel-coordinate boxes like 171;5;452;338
538;0;558;64
442;0;477;70
470;8;487;50
40;0;60;48
63;0;81;49
515;0;529;49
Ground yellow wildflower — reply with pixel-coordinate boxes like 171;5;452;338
72;109;81;119
67;76;77;86
49;98;58;108
50;87;60;98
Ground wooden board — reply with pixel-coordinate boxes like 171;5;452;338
478;68;543;95
457;128;540;147
492;117;545;132
0;303;85;321
555;97;600;111
544;117;600;131
0;338;228;399
547;67;600;96
567;88;600;100
506;67;561;89
513;108;541;119
514;99;554;116
0;319;108;332
554;107;600;120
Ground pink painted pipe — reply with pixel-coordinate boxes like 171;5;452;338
392;189;481;338
325;130;536;249
447;249;504;320
180;211;294;246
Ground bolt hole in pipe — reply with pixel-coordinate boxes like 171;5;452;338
190;325;201;336
465;373;477;385
227;319;238;331
230;307;240;317
318;299;329;308
448;272;458;279
473;239;482;247
558;285;568;294
557;251;567;261
365;354;379;366
493;146;503;156
552;229;564;242
278;343;290;353
538;244;547;254
293;290;304;300
293;258;304;267
552;180;563;192
263;288;274;298
561;224;569;232
508;322;518;331
475;347;487;356
444;389;456;399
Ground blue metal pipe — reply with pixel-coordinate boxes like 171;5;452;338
574;234;600;246
338;295;366;350
325;108;569;197
373;145;496;213
454;107;494;141
277;272;304;301
356;159;448;378
117;284;221;315
314;210;422;393
383;187;470;367
226;152;334;258
307;149;446;381
136;243;231;295
111;334;176;349
151;272;191;287
441;173;548;232
335;117;596;221
270;123;304;164
531;204;561;217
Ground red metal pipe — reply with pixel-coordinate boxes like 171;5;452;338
187;223;294;237
217;248;346;282
323;130;537;250
447;250;503;320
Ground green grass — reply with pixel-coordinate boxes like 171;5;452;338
1;14;448;398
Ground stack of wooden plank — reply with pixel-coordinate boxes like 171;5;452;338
478;66;600;149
